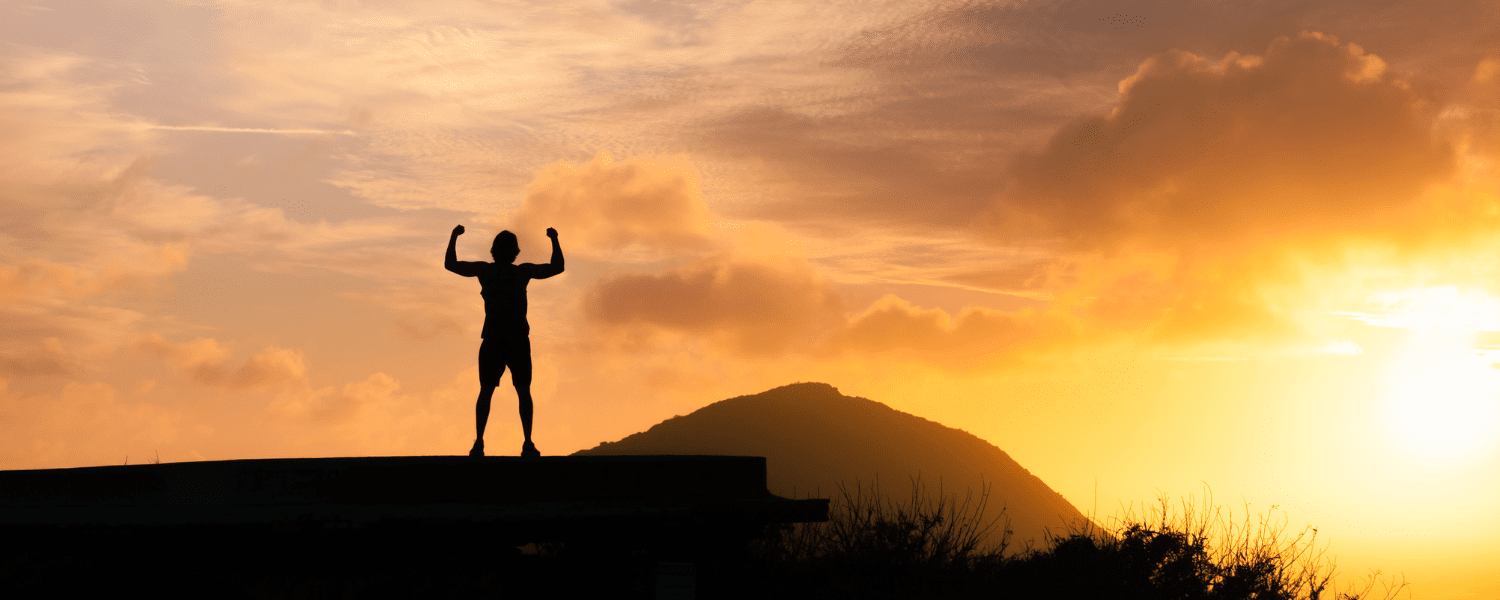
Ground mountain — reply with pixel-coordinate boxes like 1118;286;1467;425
573;382;1089;548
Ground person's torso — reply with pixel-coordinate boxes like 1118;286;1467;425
479;262;530;336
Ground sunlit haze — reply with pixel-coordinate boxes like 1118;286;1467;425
4;1;1499;596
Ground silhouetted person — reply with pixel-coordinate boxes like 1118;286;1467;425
446;225;564;457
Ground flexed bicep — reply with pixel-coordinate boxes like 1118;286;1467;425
448;261;486;277
546;228;564;274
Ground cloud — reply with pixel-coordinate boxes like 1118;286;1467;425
584;253;846;354
828;296;1078;370
13;0;1500;486
630;32;1495;364
833;0;1200;77
989;32;1454;250
210;1;704;213
0;245;188;304
134;334;306;390
197;0;942;220
696;1;1310;232
940;32;1498;351
266;372;400;423
508;153;715;256
0;43;431;390
146;125;356;135
836;0;1500;83
0;338;78;378
692;0;1500;235
258;370;474;458
230;347;310;389
699;107;1014;231
0;300;147;377
0;48;219;375
579;231;1082;366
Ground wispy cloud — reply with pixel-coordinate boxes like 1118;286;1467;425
146;125;357;136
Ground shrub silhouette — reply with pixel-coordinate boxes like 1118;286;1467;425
744;480;1407;600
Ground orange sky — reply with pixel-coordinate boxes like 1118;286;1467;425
3;1;1499;596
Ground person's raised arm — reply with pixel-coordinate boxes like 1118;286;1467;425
547;227;564;273
445;224;464;273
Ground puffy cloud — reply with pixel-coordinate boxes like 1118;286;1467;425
134;334;306;390
508;153;714;256
946;32;1498;351
618;33;1491;363
228;347;308;390
581;239;1082;366
584;253;846;354
990;32;1454;250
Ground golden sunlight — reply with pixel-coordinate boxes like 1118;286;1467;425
1380;308;1500;461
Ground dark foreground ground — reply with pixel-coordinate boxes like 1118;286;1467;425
0;456;825;598
1;524;725;598
0;457;1393;599
1;521;1384;600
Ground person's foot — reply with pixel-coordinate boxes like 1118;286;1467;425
469;439;484;457
521;440;540;458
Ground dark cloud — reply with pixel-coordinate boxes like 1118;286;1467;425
836;0;1500;81
695;0;1499;234
696;0;1287;231
599;26;1496;362
989;32;1454;250
957;32;1497;350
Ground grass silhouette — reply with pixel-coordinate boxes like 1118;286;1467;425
753;477;1005;571
739;479;1408;600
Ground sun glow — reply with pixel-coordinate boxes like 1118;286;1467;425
1381;329;1500;463
1358;285;1500;332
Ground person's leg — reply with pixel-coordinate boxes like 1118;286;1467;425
509;336;536;454
474;384;497;440
516;383;533;444
473;338;505;456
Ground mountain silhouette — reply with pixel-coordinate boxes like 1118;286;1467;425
574;382;1089;548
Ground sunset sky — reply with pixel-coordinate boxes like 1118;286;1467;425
4;0;1500;595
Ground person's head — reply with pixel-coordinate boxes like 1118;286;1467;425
491;231;520;264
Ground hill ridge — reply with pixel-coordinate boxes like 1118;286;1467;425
576;382;1088;546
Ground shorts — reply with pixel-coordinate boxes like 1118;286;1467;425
478;335;532;387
